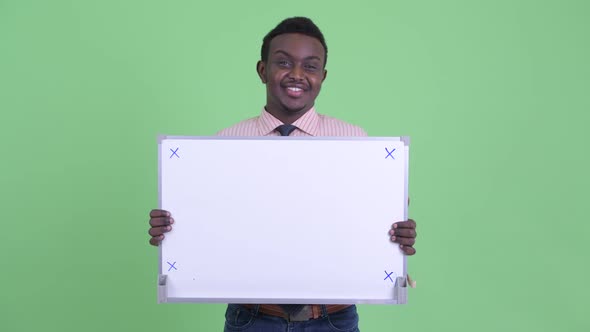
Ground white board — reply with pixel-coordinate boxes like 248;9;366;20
158;136;409;304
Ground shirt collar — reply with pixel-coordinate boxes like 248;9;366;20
257;107;320;136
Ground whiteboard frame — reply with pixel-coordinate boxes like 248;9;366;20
157;136;410;304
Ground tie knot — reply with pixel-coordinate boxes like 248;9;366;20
275;124;297;136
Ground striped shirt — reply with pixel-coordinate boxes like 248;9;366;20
216;107;367;137
218;107;366;311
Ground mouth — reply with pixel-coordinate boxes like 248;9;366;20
282;80;308;97
284;86;305;98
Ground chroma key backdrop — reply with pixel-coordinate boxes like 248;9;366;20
1;1;588;331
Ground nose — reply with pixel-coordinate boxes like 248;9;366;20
289;64;304;80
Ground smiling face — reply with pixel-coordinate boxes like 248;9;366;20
257;33;327;123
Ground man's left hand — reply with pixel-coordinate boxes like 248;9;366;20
389;219;417;255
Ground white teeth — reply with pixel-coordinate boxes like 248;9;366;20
287;87;302;92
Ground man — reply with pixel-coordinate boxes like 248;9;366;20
148;17;417;331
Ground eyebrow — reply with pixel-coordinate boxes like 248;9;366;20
273;50;322;62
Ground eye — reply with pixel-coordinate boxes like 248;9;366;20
276;60;291;68
304;64;319;72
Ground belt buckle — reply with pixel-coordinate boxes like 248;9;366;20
288;305;312;322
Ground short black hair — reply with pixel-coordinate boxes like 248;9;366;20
261;17;328;66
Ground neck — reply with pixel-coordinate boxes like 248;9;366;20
265;106;312;125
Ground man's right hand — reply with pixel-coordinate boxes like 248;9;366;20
149;209;174;246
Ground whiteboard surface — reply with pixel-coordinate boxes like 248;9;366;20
158;136;409;304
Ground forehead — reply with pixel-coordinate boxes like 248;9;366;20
268;33;325;61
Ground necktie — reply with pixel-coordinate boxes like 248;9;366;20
275;126;304;315
275;124;297;136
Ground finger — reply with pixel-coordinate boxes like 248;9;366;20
148;225;172;237
149;235;164;246
150;209;171;218
392;219;416;229
389;228;417;238
390;236;415;246
149;217;174;227
400;245;416;255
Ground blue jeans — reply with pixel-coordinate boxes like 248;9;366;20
223;304;360;332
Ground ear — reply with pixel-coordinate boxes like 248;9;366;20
256;60;267;84
322;69;328;83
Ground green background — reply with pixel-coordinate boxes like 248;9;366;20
1;0;588;331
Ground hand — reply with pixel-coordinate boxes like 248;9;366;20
389;219;417;255
149;209;174;246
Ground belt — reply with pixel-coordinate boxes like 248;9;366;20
242;304;351;322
